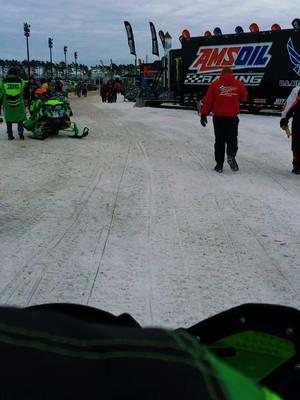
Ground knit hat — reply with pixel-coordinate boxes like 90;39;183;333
35;88;47;95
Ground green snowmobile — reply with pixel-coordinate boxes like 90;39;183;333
1;302;299;399
182;303;300;399
24;94;89;139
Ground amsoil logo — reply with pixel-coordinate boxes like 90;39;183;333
190;43;272;73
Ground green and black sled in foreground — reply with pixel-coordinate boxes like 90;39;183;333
183;303;300;399
1;302;299;399
24;97;89;140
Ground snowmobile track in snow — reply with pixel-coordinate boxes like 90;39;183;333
136;140;155;323
86;142;131;304
0;142;105;306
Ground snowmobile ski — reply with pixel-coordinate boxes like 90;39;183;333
68;127;89;138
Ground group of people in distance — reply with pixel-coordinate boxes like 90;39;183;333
199;67;300;175
74;81;88;98
99;78;122;103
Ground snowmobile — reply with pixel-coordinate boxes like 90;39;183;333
183;303;300;400
0;302;299;399
24;95;89;140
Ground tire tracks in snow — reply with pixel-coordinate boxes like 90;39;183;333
129;122;206;325
86;140;132;305
135;140;154;324
186;149;208;171
134;136;215;323
0;147;105;306
243;157;295;197
187;146;294;282
213;195;242;270
227;193;297;292
25;106;133;306
185;146;296;304
192;141;299;299
25;106;131;306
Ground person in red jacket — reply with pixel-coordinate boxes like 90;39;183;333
200;67;248;173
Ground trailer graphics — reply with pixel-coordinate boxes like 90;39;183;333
189;43;272;72
185;42;272;86
142;28;300;111
185;72;265;86
287;38;300;76
177;28;300;111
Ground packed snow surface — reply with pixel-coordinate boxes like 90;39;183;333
0;93;299;328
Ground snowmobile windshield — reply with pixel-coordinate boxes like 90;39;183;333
41;100;67;119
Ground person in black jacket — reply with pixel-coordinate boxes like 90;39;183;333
54;77;63;93
24;76;39;108
280;85;300;174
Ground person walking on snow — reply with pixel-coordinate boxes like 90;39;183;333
200;67;248;173
0;67;27;140
54;77;63;94
99;80;107;103
82;82;87;97
280;84;300;174
24;75;39;108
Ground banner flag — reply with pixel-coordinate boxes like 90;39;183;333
149;22;159;56
124;21;136;56
159;30;165;49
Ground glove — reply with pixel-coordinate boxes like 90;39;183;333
280;118;288;128
200;115;207;127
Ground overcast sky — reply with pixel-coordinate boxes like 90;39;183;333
0;0;297;66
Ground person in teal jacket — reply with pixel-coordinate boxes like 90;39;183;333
0;67;27;140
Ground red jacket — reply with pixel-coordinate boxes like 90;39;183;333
201;72;248;117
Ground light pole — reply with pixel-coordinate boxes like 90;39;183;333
48;37;53;79
134;55;137;86
74;51;78;80
64;46;67;79
24;22;31;78
98;60;101;85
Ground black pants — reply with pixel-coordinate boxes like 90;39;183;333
6;121;24;136
213;116;239;166
292;151;300;170
292;118;300;170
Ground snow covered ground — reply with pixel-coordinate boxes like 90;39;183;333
0;93;299;328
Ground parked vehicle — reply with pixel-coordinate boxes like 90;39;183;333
144;25;300;112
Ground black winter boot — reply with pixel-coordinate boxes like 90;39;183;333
227;157;239;171
214;164;223;173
